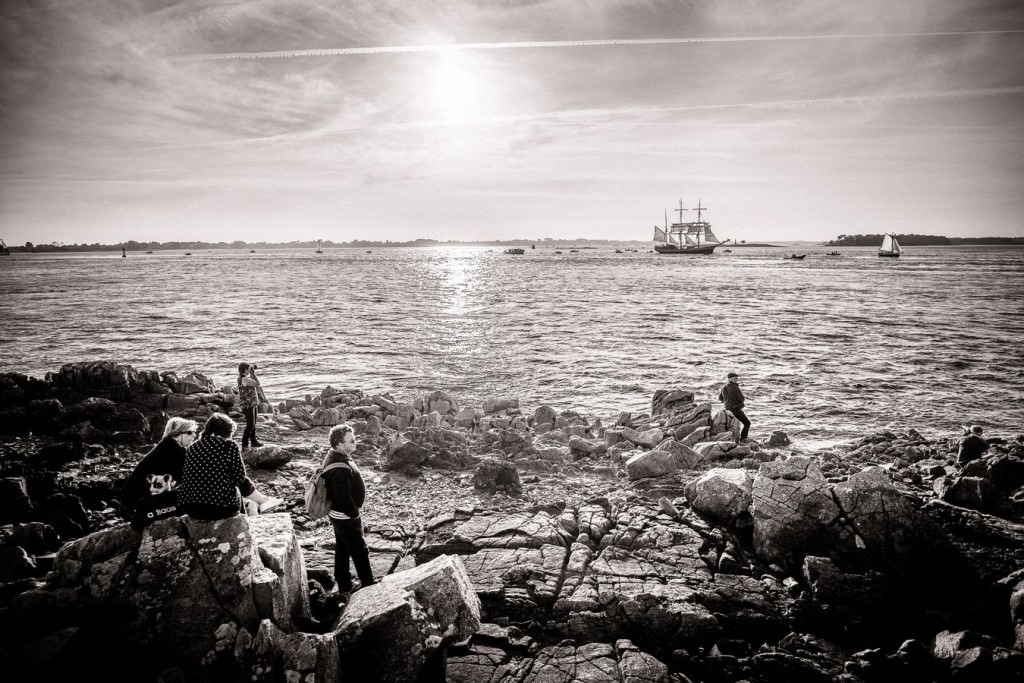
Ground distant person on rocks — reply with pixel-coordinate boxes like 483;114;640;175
178;413;282;520
237;362;266;449
957;425;989;467
718;371;751;442
325;423;377;596
121;417;197;522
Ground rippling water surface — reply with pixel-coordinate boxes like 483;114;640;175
2;246;1022;448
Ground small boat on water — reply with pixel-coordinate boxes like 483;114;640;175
315;240;323;254
504;248;525;255
878;233;903;258
825;251;841;256
722;249;732;253
653;199;730;255
784;254;807;260
0;239;9;256
184;251;192;256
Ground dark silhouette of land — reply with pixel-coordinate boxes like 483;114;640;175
826;233;1024;246
5;234;1021;253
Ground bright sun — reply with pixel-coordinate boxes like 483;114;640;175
433;53;476;122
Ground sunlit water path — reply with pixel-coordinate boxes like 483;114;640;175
2;246;1022;449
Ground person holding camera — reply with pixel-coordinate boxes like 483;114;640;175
237;362;266;448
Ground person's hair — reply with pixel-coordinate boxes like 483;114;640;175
202;412;236;439
163;417;198;439
329;423;355;449
971;425;984;434
238;362;250;376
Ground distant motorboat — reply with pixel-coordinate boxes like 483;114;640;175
825;251;841;256
878;233;903;258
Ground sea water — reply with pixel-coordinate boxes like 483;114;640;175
2;245;1022;449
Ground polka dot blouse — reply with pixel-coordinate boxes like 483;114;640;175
179;435;256;509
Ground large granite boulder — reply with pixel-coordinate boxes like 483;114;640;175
336;554;481;683
833;467;979;595
243;445;293;469
654;438;704;469
650;389;695;417
6;514;308;678
471;458;523;495
684;468;754;524
751;457;846;570
624;449;677;480
711;409;743;442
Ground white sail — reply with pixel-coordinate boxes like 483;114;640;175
702;226;722;244
654;226;667;242
891;235;903;254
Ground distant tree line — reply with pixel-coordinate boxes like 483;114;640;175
826;234;1024;246
7;237;639;253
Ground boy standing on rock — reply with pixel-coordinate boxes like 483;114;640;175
718;371;751;442
325;423;377;595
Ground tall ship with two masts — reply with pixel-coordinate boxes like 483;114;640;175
653;199;730;255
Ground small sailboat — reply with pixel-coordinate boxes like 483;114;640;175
315;239;323;254
878;233;903;258
121;246;126;258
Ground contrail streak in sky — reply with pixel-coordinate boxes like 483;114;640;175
172;30;1024;62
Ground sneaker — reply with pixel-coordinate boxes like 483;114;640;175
258;496;284;513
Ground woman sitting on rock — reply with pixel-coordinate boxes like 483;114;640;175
178;413;282;520
121;416;197;521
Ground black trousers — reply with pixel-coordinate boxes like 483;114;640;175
241;405;258;447
732;408;751;440
330;517;375;591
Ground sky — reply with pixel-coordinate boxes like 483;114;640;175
1;0;1023;245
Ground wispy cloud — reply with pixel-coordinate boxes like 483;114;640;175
173;29;1024;61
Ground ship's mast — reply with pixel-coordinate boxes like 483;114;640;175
674;200;688;248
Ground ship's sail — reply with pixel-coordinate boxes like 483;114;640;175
654;226;667;242
702;226;722;244
879;233;903;257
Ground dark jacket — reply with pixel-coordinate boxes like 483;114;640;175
957;434;989;465
131;490;180;530
719;382;745;411
324;450;365;520
121;437;186;519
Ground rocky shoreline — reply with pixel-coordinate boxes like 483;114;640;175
1;361;1023;682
